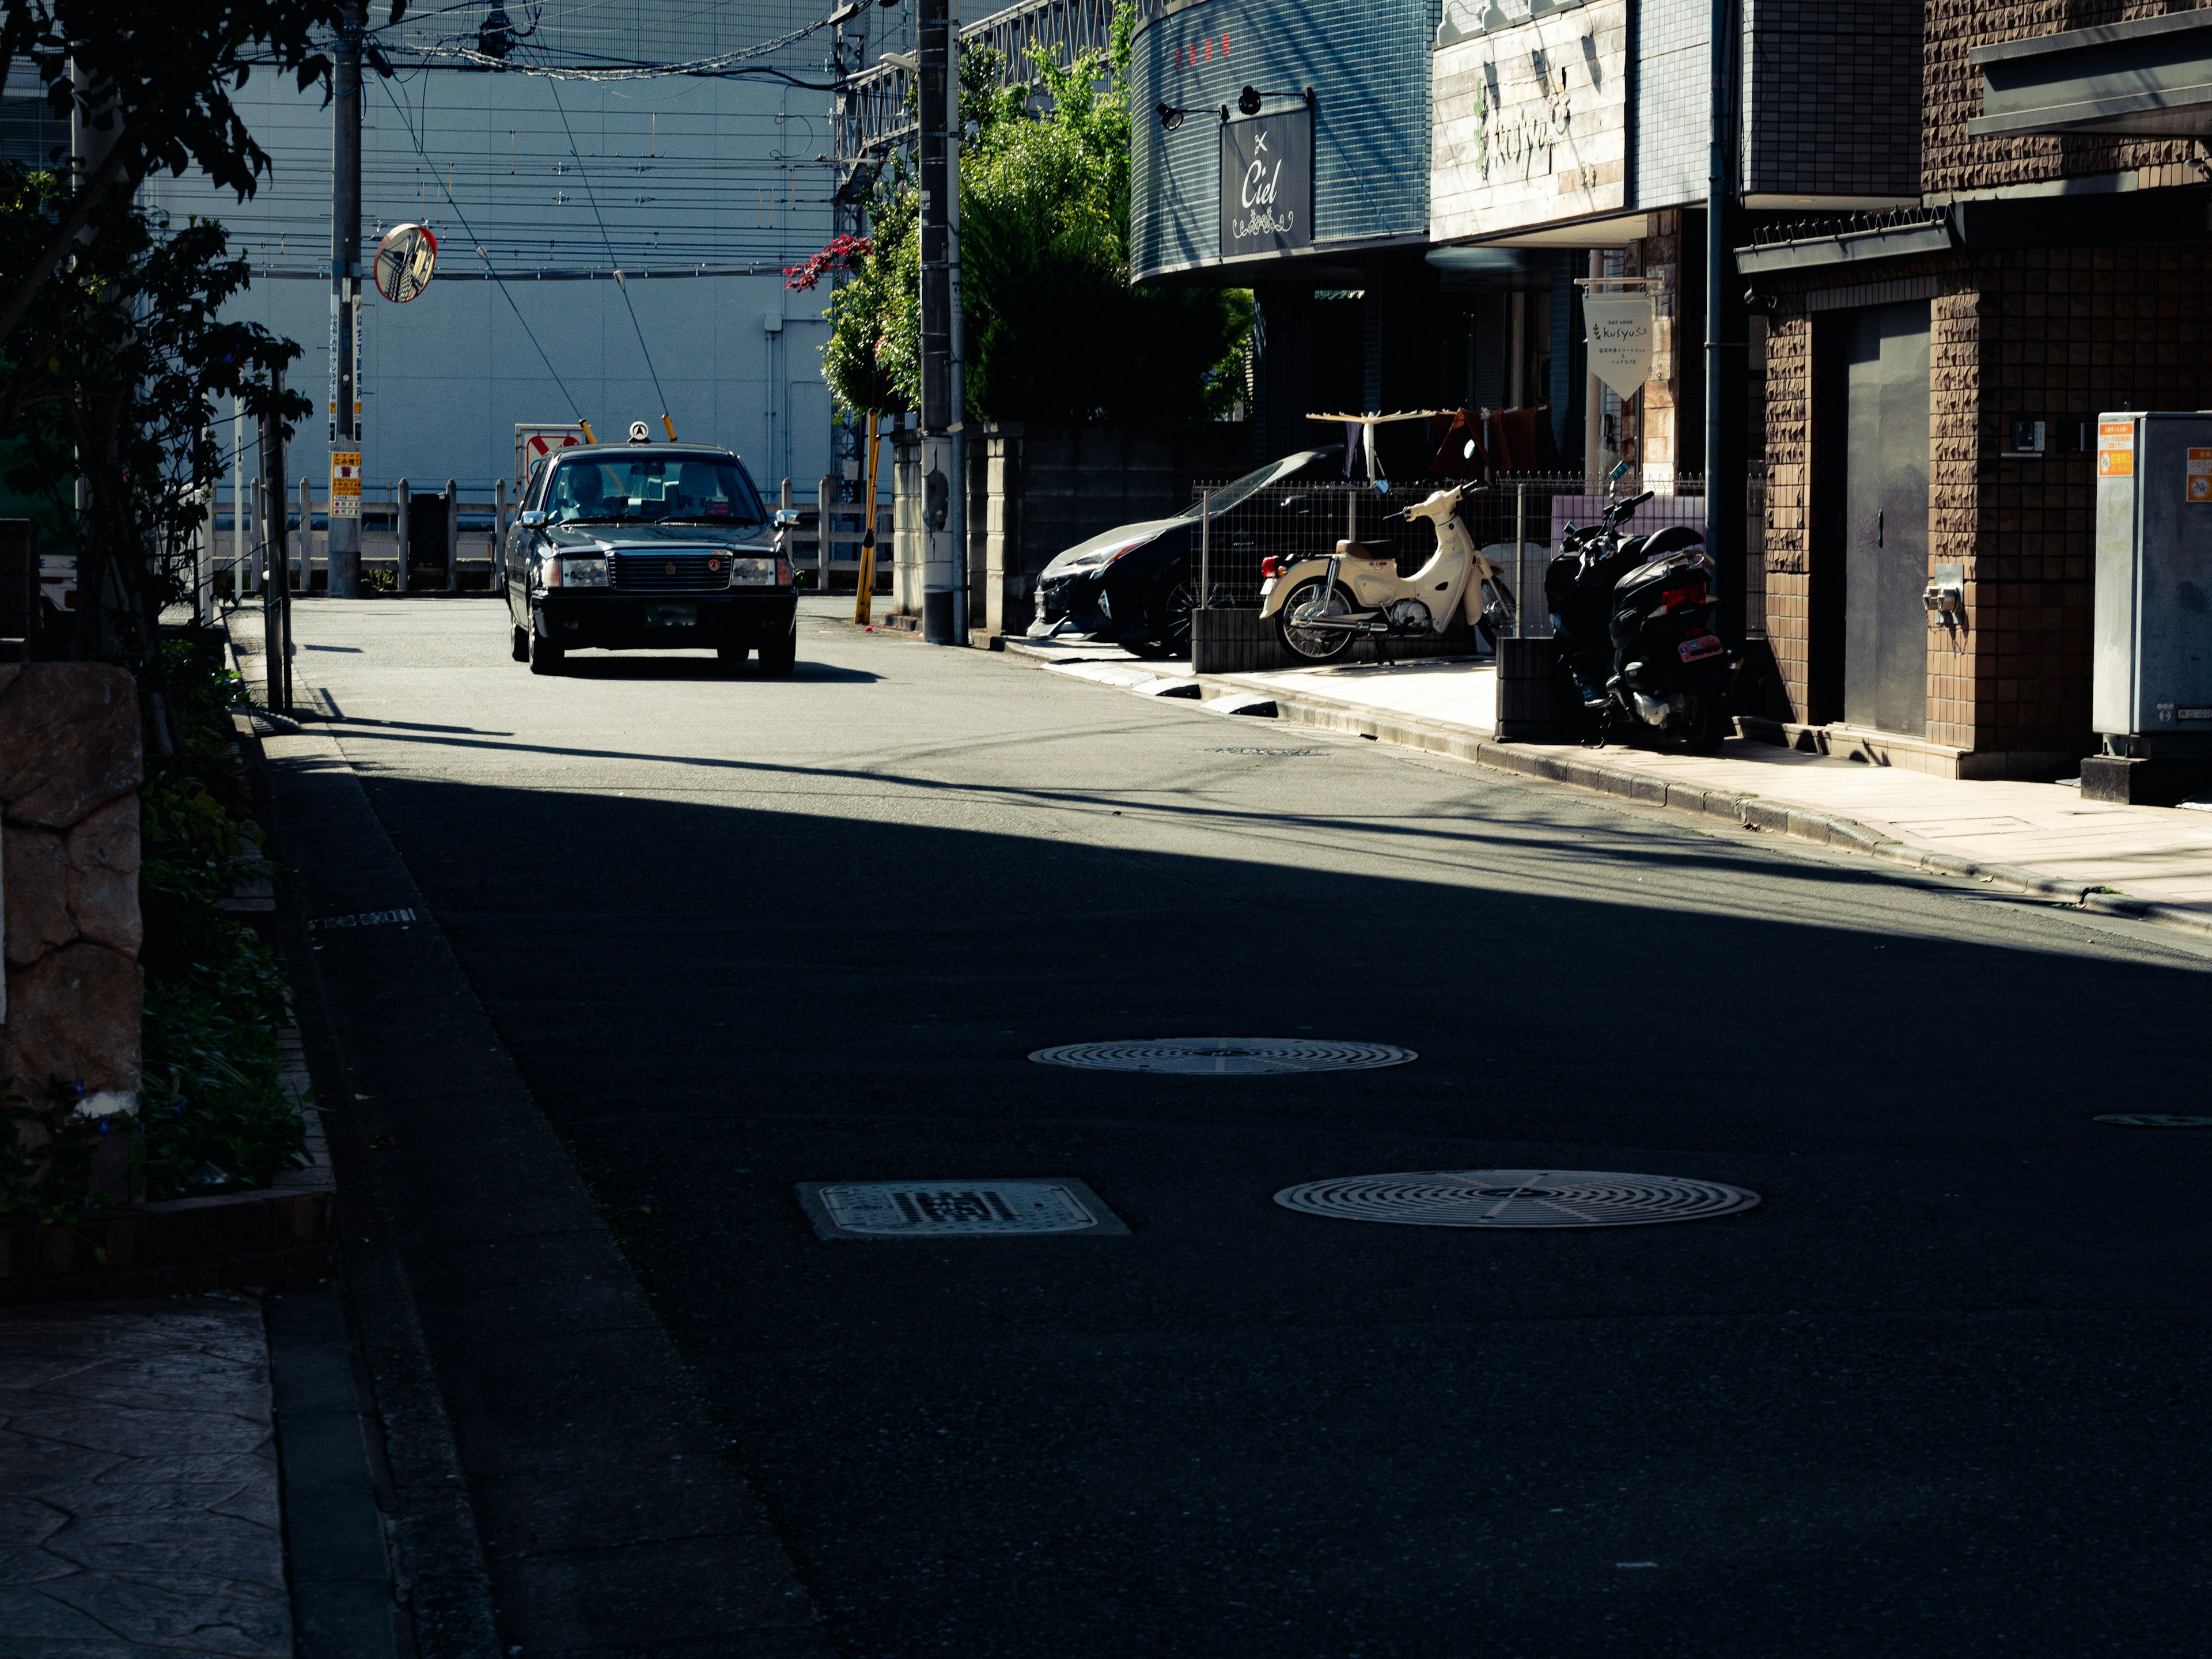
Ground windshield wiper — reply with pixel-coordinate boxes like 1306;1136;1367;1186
562;515;627;525
660;516;766;527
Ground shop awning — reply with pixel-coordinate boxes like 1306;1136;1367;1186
1971;9;2212;139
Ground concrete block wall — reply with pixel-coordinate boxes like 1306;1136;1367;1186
0;664;143;1116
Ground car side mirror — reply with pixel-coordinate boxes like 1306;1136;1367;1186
772;508;802;528
519;509;547;529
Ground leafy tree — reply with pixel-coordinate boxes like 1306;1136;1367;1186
0;0;370;347
805;6;1249;425
0;168;306;669
0;1;388;681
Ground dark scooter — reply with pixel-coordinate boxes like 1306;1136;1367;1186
1545;487;1729;752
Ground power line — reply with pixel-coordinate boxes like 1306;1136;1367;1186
375;72;589;425
543;74;674;432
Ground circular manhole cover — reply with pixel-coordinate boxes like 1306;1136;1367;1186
1029;1038;1416;1076
1273;1169;1762;1229
2094;1113;2212;1128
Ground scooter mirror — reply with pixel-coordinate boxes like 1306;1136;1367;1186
1608;459;1631;482
1463;439;1478;460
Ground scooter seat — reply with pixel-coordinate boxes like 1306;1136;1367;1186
1334;540;1397;562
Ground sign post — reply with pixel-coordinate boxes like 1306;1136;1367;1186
1579;277;1657;492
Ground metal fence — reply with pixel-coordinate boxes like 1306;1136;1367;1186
1186;474;1707;637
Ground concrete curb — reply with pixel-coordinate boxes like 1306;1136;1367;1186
1007;645;2212;942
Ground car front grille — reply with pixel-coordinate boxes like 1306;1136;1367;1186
610;550;727;594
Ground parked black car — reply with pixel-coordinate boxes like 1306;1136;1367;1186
1027;448;1335;657
504;442;797;675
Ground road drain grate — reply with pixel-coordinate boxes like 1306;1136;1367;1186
1274;1170;1762;1229
1029;1039;1417;1075
796;1179;1128;1239
2094;1114;2212;1128
1209;747;1325;756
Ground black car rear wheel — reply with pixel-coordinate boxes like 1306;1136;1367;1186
717;642;749;672
510;624;530;663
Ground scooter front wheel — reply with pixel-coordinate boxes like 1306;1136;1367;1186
1275;578;1358;664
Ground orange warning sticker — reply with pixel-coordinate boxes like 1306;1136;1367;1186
2189;448;2212;503
2098;421;2135;478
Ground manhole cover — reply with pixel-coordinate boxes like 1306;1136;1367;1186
1029;1038;1417;1075
1273;1169;1762;1229
796;1179;1128;1240
2094;1114;2212;1128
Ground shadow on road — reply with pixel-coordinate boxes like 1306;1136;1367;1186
324;763;2212;1659
551;654;883;684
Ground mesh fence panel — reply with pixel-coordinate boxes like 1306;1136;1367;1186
1187;475;1707;637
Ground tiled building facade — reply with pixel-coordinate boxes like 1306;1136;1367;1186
1752;2;2212;775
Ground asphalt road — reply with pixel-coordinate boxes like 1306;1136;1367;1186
288;597;2212;1658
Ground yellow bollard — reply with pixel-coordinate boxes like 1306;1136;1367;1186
854;411;880;627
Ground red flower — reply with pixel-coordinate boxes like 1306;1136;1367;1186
783;234;875;291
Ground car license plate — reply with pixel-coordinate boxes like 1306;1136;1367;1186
1678;634;1723;663
646;604;696;627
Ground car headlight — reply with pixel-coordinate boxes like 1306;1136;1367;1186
548;555;607;588
728;556;778;586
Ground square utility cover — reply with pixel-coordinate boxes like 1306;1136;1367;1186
796;1179;1128;1240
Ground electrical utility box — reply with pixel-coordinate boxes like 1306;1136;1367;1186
2092;413;2212;774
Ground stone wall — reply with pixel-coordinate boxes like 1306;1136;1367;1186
0;664;143;1112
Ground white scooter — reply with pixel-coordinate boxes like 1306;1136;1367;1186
1256;482;1516;665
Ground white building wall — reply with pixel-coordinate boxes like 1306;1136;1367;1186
139;1;883;504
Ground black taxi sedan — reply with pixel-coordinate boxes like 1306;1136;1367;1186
504;442;797;675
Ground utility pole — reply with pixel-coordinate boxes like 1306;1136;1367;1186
260;370;290;714
1706;0;1745;645
327;0;364;597
916;0;964;645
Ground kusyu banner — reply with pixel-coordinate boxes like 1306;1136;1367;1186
1582;292;1656;402
1220;106;1313;259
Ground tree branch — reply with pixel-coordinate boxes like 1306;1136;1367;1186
0;137;137;354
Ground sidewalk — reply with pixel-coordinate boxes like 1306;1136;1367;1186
1011;644;2212;933
0;1297;291;1659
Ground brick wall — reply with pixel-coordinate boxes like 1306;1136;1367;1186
1761;242;2212;757
1924;0;2207;196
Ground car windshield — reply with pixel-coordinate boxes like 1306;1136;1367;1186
1191;449;1334;517
546;453;768;532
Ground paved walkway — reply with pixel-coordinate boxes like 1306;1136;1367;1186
0;1297;290;1659
1025;647;2212;926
